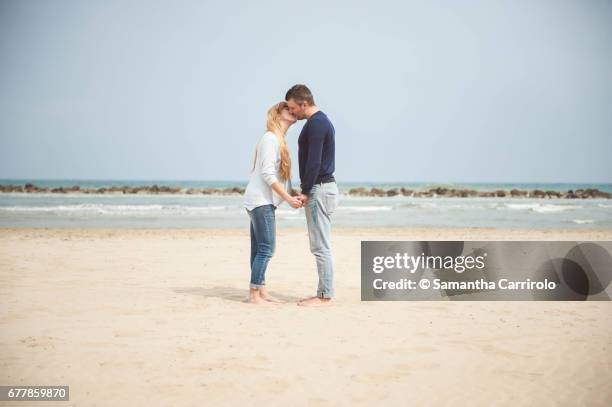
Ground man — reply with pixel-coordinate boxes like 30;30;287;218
285;84;339;307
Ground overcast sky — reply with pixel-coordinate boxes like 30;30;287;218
1;0;611;183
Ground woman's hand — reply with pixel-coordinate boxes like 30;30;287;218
270;181;302;208
286;196;303;209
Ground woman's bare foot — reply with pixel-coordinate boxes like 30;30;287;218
245;288;267;304
259;287;285;303
297;296;333;306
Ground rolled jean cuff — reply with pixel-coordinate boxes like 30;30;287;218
318;291;333;299
250;282;265;289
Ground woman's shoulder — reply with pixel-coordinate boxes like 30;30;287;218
261;131;279;145
262;130;278;139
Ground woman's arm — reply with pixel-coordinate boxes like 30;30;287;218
273;182;302;208
259;135;302;208
270;181;293;202
259;135;280;187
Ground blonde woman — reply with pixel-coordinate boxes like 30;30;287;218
243;101;302;304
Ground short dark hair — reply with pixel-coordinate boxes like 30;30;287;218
285;84;315;106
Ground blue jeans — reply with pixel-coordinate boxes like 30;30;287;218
304;182;339;298
246;204;276;289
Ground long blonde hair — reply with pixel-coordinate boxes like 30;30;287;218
251;101;291;181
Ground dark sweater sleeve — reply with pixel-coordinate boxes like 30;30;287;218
300;120;326;196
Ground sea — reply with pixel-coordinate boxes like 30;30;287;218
0;179;611;229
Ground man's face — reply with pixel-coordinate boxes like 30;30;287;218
287;98;307;120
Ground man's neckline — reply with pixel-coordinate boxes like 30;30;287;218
307;110;323;120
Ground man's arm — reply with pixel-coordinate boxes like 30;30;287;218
300;120;326;196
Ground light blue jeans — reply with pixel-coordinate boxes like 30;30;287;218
304;182;339;298
246;204;276;289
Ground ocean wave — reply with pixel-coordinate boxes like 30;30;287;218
338;206;394;212
275;209;302;217
0;204;227;215
276;215;304;220
394;202;438;209
502;203;582;213
571;219;595;224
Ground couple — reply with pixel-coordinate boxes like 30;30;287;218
243;84;338;307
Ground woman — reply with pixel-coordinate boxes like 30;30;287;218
243;101;303;304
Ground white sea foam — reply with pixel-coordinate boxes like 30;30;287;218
0;204;227;215
1;192;608;228
394;202;440;209
572;219;595;224
502;203;582;213
338;206;394;212
274;209;302;218
275;215;304;220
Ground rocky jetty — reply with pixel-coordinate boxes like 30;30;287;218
0;183;246;195
345;187;610;199
0;183;610;199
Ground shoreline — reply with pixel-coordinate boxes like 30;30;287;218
3;226;612;239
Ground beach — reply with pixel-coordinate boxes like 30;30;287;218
1;227;611;406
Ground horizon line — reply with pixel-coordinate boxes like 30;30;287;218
0;177;611;185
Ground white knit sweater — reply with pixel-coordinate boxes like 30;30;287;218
243;131;291;211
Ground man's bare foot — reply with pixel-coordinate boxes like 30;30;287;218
244;288;267;304
259;287;285;303
297;296;333;307
245;296;267;304
297;296;319;303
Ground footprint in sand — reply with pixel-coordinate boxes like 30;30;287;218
19;336;58;349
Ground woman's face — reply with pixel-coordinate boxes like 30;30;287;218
281;107;297;125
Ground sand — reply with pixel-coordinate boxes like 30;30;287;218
1;227;611;406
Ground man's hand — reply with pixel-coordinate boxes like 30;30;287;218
297;194;308;204
286;196;303;209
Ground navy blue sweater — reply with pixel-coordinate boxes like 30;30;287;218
298;111;335;196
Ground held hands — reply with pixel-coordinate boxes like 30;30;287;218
296;194;308;205
286;193;308;209
287;196;303;209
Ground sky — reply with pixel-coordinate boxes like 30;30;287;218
1;0;611;184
